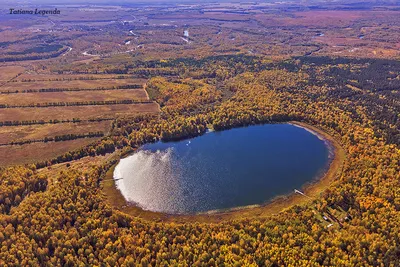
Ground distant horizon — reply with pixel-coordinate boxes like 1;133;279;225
0;0;253;5
1;0;399;8
0;0;366;6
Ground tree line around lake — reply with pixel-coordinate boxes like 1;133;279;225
0;55;399;266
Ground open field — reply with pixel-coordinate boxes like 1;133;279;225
0;103;158;122
0;96;158;166
0;121;112;144
0;89;148;105
0;68;158;166
0;66;25;82
0;78;143;92
0;138;101;167
14;73;142;82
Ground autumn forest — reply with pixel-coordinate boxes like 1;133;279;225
0;0;400;266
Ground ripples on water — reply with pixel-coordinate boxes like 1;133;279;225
115;148;185;213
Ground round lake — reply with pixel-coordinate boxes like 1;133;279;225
114;124;332;214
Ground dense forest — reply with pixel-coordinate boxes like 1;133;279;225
1;55;399;266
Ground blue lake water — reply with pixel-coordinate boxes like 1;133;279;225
114;124;331;214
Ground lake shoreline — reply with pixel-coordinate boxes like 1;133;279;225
102;121;345;223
